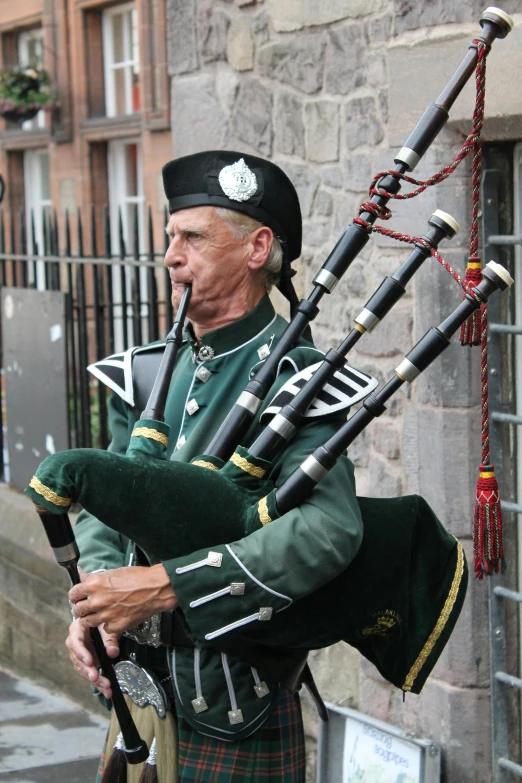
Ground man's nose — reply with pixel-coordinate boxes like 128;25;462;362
164;234;186;266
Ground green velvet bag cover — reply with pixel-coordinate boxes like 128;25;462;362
26;435;467;694
25;425;273;564
238;491;468;695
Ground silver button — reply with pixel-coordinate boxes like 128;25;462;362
230;583;245;596
207;552;223;567
257;344;270;360
196;366;212;382
258;607;273;622
228;709;244;725
186;398;200;415
192;697;208;713
254;681;270;698
176;435;186;450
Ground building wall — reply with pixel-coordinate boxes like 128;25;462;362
164;1;522;781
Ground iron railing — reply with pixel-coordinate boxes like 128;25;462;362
0;204;173;477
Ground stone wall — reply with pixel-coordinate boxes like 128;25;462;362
165;2;522;780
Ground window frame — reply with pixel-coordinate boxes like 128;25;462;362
101;2;140;119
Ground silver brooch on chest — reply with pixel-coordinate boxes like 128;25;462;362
192;344;215;363
218;159;258;203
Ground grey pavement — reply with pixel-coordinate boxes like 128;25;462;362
0;667;109;783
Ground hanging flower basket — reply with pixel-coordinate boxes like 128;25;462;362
0;65;58;124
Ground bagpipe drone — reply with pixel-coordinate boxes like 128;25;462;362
24;4;515;771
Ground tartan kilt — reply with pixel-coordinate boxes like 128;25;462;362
96;686;305;783
177;687;305;783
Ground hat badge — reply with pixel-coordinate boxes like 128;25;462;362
218;159;258;202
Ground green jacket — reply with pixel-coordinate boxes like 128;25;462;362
75;295;363;741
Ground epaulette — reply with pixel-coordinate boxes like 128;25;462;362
88;342;167;411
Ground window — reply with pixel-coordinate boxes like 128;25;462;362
18;28;46;131
108;138;146;350
102;4;140;118
23;148;52;289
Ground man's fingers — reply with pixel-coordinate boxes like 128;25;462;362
100;626;121;658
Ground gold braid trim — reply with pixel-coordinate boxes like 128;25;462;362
29;476;71;507
132;427;169;448
192;460;219;471
402;540;465;692
258;496;272;526
230;452;266;479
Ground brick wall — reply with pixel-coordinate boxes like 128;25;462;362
164;2;522;780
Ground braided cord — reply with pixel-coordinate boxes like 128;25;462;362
353;40;490;300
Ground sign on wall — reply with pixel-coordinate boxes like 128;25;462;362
318;704;440;783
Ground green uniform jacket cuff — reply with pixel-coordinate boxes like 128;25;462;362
163;543;292;646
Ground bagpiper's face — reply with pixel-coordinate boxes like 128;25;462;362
164;206;255;315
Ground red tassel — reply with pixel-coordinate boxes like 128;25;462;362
460;259;483;346
473;465;505;579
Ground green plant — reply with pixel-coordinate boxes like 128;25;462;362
0;64;59;120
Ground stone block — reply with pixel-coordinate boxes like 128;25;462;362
367;52;387;89
171;74;228;157
359;300;413;357
321;165;343;189
402;406;481;537
252;11;270;46
393;0;519;35
332;192;358;235
274;90;305;158
166;0;198;75
303;219;331;248
344;154;371;192
413;258;481;408
388;679;491;783
347;426;370;468
324;24;366;96
387;24;522;147
215;64;240;117
359;671;394;722
227;16;254;72
267;0;387;30
198;5;230;63
279;162;320;218
309;643;361;705
367;13;393;45
257;34;326;95
344;97;384;151
372;419;400;460
315;190;333;217
231;77;273;155
368;452;403;496
304;101;340;163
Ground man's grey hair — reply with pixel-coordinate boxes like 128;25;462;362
215;207;283;291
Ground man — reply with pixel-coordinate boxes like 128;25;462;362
67;151;363;782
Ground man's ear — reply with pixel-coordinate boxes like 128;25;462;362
247;226;273;271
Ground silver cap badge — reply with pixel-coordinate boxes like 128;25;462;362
219;159;258;202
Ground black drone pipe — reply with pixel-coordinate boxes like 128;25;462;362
205;7;513;463
248;209;459;461
275;261;514;514
140;283;192;421
36;508;149;765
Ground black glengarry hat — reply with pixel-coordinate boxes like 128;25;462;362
162;151;302;263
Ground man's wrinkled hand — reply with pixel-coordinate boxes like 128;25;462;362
68;564;178;635
66;617;119;699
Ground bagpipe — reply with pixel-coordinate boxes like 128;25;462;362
23;4;515;775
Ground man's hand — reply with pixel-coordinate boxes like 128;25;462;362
66;618;119;699
69;564;178;635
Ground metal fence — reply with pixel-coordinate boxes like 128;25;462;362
0;204;172;479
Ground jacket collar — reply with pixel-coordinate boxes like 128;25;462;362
187;295;277;360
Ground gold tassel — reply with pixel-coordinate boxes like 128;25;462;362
103;696;178;783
